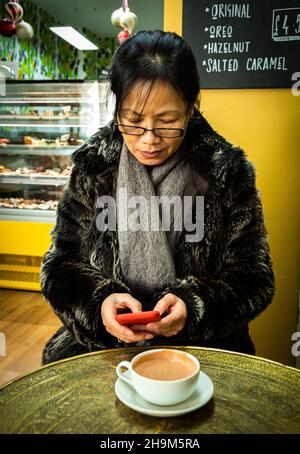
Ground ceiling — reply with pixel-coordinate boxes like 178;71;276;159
31;0;164;38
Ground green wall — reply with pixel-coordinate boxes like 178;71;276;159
0;0;117;79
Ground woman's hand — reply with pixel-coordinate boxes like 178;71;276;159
131;293;187;337
101;293;154;343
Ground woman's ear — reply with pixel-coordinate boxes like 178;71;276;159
187;105;194;120
188;105;195;118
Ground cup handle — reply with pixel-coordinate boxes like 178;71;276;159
116;361;133;388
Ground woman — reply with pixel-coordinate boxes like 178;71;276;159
40;30;275;365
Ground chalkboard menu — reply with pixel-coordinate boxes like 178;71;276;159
183;0;300;88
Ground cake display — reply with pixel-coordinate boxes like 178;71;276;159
0;80;106;220
0;197;59;210
0;164;72;177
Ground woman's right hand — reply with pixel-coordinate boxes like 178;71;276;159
101;293;154;343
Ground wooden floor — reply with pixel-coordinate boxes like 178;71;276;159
0;288;61;386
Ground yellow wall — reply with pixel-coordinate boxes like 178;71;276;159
164;0;300;366
164;0;182;34
0;222;53;256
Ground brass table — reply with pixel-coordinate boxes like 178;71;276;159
0;347;299;434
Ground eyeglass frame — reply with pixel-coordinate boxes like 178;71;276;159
114;123;185;138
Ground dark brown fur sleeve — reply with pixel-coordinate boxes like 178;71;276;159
153;152;275;344
40;163;130;349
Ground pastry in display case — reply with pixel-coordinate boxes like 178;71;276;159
0;141;72;221
0;80;110;290
0;80;109;222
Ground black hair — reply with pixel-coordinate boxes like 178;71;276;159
108;30;200;117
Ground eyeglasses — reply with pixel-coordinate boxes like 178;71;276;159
115;123;185;138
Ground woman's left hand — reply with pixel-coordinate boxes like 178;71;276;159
131;293;187;337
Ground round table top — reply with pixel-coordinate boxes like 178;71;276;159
0;346;299;434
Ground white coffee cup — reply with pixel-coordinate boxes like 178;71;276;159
116;348;200;406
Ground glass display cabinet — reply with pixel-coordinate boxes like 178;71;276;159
0;80;110;290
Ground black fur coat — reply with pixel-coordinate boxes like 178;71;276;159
40;110;275;360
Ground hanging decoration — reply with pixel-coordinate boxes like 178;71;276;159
0;1;34;40
111;0;138;45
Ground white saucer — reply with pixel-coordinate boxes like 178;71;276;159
115;371;214;417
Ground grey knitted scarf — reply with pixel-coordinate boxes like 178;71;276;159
116;142;190;294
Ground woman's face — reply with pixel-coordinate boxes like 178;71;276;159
117;81;191;166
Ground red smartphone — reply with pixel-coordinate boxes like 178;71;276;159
115;310;161;326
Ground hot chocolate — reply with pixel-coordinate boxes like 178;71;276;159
133;350;197;380
116;348;201;406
